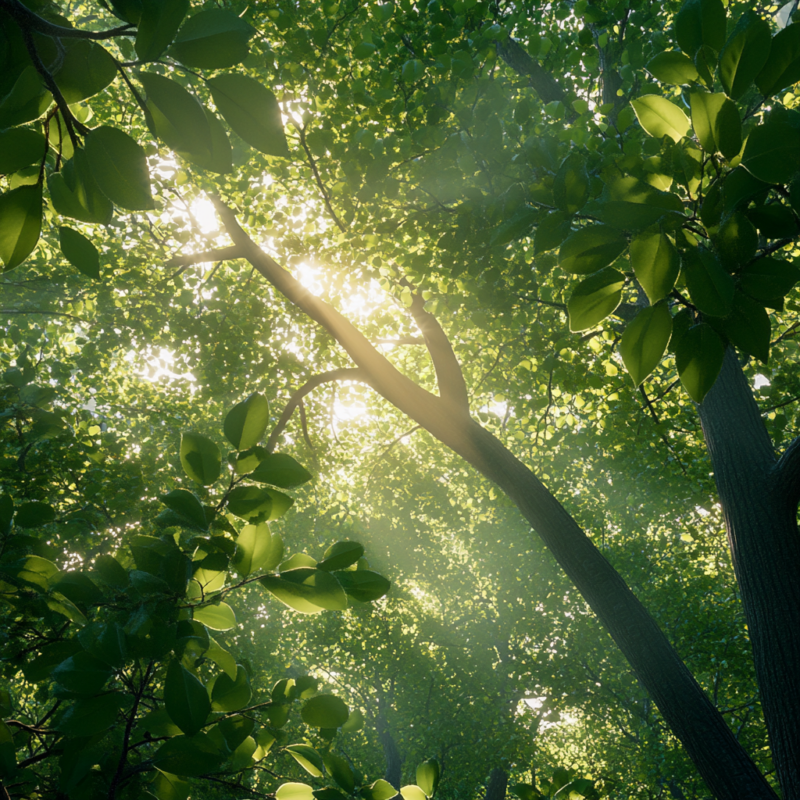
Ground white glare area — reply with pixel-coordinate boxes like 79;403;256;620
334;396;367;423
127;347;197;386
296;262;324;296
754;373;771;390
341;278;385;320
190;197;219;235
524;696;546;711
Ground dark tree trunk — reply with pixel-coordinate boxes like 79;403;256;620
484;768;508;800
379;723;402;788
698;348;800;800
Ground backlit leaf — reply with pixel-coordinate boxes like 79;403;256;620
684;248;735;316
193;602;236;631
756;23;800;97
631;95;690;143
165;659;210;736
84;127;154;210
675;0;726;57
675;324;725;402
630;231;680;303
59;226;100;280
689;91;742;160
136;0;190;61
567;268;626;332
646;51;699;85
224;392;270;450
559;225;627;275
0;184;42;271
211;664;252;712
620;303;673;386
718;11;771;100
302;695;349;728
168;8;256;69
180;432;221;486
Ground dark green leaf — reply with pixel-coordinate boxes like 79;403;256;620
534;211;572;255
165;659;210;736
287;744;325;777
302;695;349;729
739;257;800;303
52;652;113;694
84;127;154;210
0;495;12;536
684;248;735;316
48;150;114;224
553;153;589;214
646;51;699;84
715;212;757;268
559;225;627;275
0;128;46;174
630;231;680;303
53;40;117;104
490;206;538;247
675;0;726;57
260;568;347;613
318;541;365;572
334;569;391;603
0;66;49;129
250;453;313;488
153;733;226;777
151;770;191;800
741;120;800;184
93;554;129;590
722;292;770;363
756;23;800;98
325;752;356;792
717;11;771;100
619;303;673;386
675;323;725;402
180;432;221;486
59;226;100;280
15;501;54;528
567;268;626;332
721;167;769;215
224;392;270;450
208;74;290;158
56;693;128;737
136;0;190;62
689;91;742;160
219;715;255;752
746;204;797;238
168;9;256;69
226;485;273;521
211;664;251;712
0;184;42;271
160;489;208;531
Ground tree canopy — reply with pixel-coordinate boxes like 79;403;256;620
2;0;800;798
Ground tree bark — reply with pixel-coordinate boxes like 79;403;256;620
698;348;800;799
484;768;508;800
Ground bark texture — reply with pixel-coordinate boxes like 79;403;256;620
698;348;800;799
484;768;508;800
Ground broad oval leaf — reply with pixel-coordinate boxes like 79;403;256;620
208;74;290;157
53;40;117;104
251;453;313;488
755;23;800;98
715;211;757;267
630;231;680;303
631;95;690;143
165;659;210;736
683;248;735;316
180;432;221;486
718;11;771;100
675;323;725;402
416;761;440;797
689;91;742;160
160;488;208;531
335;569;391;602
260;568;347;614
211;664;252;711
193;602;236;631
232;522;281;576
722;292;771;363
620;303;673;387
567;268;626;332
135;0;190;62
48;150;114;224
401;787;428;800
675;0;726;57
301;694;349;729
226;485;274;521
153;732;226;777
56;693;128;737
52;652;113;694
224;392;270;450
318;541;365;572
741;120;800;184
362;780;399;800
286;744;325;777
553;153;589;214
277;784;315;800
0;184;42;271
739;257;800;304
59;226;100;280
325;752;356;792
0;128;47;174
84;126;155;210
646;51;699;85
558;225;627;275
168;8;256;69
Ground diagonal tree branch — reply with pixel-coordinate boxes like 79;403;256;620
166;245;242;269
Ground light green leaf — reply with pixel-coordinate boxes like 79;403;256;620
193;602;236;631
59;227;100;280
233;522;279;576
559;225;627;275
165;659;210;736
168;8;256;69
260;568;347;614
755;23;800;97
362;780;399;800
631;95;690;143
301;694;349;729
684;247;734;316
136;0;190;61
208;74;290;157
675;0;726;57
226;486;274;521
341;708;364;733
0;66;49;129
401;787;429;800
206;636;237;680
416;760;440;797
630;231;680;303
689;91;742;160
277;784;315;800
211;664;252;712
620;303;673;386
741;120;800;184
675;324;725;402
151;770;191;800
718;11;772;100
287;744;325;777
646;51;699;85
567;268;626;332
84;126;154;210
180;432;221;486
224;392;270;450
48;150;114;224
335;569;391;602
584;176;684;231
0;184;42;271
317;541;365;572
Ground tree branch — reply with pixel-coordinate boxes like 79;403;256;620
266;368;370;452
495;37;565;103
166;245;242;269
0;0;136;39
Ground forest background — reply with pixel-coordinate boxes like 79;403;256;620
1;0;800;798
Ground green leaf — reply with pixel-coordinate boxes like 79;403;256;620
168;8;256;69
15;501;54;528
689;91;742;160
675;0;726;57
416;761;440;797
402;59;425;82
646;51;699;85
196;107;233;175
0;495;13;536
250;453;313;488
742;120;800;184
165;659;211;736
302;695;349;728
277;784;315;800
584;176;684;231
260;568;347;614
48;150;114;224
180;432;221;486
722;292;770;363
56;693;128;737
206;636;237;680
630;231;680;303
52;652;113;694
318;541;365;572
151;770;190;800
334;569;391;602
211;664;252;712
567;268;626;332
715;211;757;268
559;225;627;275
490;206;538;247
401;787;429;800
755;23;800;98
675;324;725;402
684;248;735;316
553;153;589;214
739;257;800;303
0;128;46;174
208;74;290;158
631;95;690;143
325;752;356;792
747;204;798;238
136;0;190;61
534;211;572;255
153;733;226;777
226;485;274;521
362;780;399;800
224;392;270;450
341;708;364;733
0;66;49;129
84;127;155;210
139;72;213;163
0;184;42;271
219;715;255;752
232;522;279;576
721;167;769;215
53;40;117;104
160;489;208;531
619;303;673;386
717;11;771;100
193;602;236;631
59;226;100;280
287;744;325;777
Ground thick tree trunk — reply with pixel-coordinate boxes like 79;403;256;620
698;349;800;799
484;768;508;800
